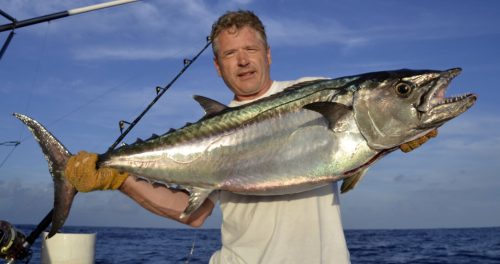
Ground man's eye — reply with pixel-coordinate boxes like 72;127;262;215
224;51;235;57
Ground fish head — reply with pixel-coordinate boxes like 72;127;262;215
352;68;477;150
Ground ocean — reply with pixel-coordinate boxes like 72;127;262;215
11;225;500;263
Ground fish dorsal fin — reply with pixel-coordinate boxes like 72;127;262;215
147;133;159;140
303;102;352;129
341;167;369;194
193;95;228;116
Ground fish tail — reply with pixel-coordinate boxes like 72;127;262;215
14;113;77;238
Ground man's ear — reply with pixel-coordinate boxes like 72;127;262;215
267;47;272;65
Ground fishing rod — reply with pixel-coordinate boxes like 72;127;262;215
0;37;212;264
109;37;213;152
0;141;20;147
0;0;139;60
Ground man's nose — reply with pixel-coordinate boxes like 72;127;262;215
237;52;249;66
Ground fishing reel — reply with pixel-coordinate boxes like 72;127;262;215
0;221;31;264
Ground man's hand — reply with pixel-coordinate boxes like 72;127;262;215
64;151;128;192
400;129;438;153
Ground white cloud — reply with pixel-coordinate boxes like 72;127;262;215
74;45;189;60
265;17;368;48
2;0;217;61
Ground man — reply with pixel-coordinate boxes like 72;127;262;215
65;10;436;263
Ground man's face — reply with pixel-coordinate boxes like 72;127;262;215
213;26;272;101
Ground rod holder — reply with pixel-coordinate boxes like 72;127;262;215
118;120;131;134
155;86;165;95
183;59;192;67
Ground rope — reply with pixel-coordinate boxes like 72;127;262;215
0;23;51;169
21;22;51;132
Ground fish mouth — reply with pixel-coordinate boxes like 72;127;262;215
417;68;477;128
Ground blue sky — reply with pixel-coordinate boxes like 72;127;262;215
0;0;499;230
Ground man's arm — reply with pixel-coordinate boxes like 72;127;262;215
65;151;214;227
119;177;214;227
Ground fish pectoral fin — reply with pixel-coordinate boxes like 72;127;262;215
180;187;213;219
340;167;369;194
193;95;228;117
303;102;352;130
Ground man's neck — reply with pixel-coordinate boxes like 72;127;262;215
233;80;274;102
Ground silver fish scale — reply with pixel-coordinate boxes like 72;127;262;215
101;84;376;195
214;109;374;195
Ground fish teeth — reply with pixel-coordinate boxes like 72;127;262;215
438;93;470;105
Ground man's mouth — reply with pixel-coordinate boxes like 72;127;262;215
238;71;256;79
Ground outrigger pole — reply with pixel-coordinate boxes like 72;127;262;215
0;0;139;32
0;0;139;60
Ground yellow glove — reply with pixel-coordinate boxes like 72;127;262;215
64;151;128;192
400;129;438;153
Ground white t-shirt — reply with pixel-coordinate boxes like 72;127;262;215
209;78;351;264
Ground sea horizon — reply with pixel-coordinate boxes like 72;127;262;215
9;225;500;263
14;223;500;231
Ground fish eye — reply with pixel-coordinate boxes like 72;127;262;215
395;82;413;97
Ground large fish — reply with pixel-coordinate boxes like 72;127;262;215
15;68;476;236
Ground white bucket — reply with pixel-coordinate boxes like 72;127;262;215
41;232;96;264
